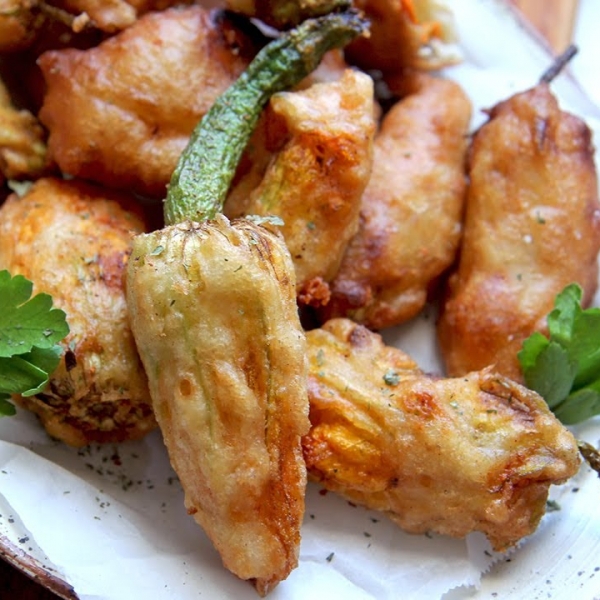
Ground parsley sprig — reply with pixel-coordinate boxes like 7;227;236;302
518;283;600;425
0;270;69;417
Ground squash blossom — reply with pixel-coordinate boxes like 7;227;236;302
125;10;369;596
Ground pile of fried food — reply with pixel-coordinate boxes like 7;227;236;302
1;0;599;595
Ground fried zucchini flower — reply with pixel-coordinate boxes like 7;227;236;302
0;78;48;183
225;67;376;306
0;177;155;447
438;80;600;381
126;11;369;595
304;319;581;551
321;71;471;328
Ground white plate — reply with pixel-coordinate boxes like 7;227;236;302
1;1;600;599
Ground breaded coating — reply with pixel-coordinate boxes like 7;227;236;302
0;77;48;182
303;319;581;551
0;177;155;447
437;82;600;381
127;215;309;596
345;0;460;73
321;72;471;329
226;69;376;306
38;6;257;198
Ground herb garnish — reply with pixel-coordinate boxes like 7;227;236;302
383;369;401;386
518;283;600;425
0;270;69;416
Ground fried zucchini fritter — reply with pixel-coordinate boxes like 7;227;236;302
437;82;600;381
0;0;196;47
50;0;137;32
345;0;460;73
303;319;580;551
0;0;40;52
224;0;348;29
225;0;460;70
320;72;471;329
53;0;195;32
225;69;376;306
0;177;155;447
38;6;258;198
127;216;309;596
0;77;48;182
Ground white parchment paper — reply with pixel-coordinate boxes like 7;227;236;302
1;1;600;598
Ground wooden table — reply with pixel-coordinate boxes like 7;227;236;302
511;0;578;53
0;2;580;598
0;559;64;599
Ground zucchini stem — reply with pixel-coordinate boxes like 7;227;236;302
164;9;369;226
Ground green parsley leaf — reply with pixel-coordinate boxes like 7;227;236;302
0;346;63;397
518;283;600;424
554;386;600;425
519;338;575;409
0;395;16;417
0;270;69;357
0;270;69;417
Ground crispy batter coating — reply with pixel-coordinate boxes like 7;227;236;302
0;0;196;49
0;177;155;447
49;0;136;32
38;6;257;198
52;0;195;32
0;1;98;56
0;0;40;52
225;69;376;306
303;319;581;551
224;0;348;29
321;72;471;329
292;48;352;90
127;215;309;596
0;77;49;182
225;48;351;217
437;82;600;381
345;0;460;73
225;0;460;70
